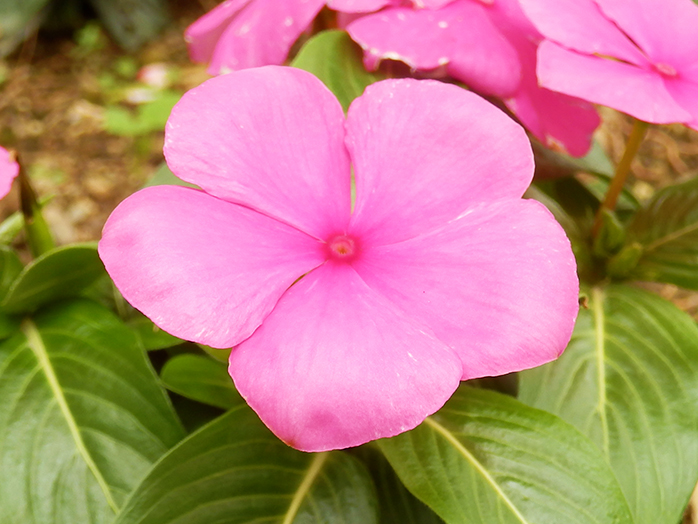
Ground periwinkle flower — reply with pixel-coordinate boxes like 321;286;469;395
520;0;698;129
344;0;601;156
0;146;19;199
99;66;578;451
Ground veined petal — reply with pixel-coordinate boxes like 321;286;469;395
518;0;647;66
664;77;698;131
594;0;698;69
353;198;579;380
0;146;18;199
164;67;351;239
99;185;325;349
347;2;521;98
538;42;692;124
347;78;533;245
184;0;251;64
206;0;325;73
328;0;398;12
229;263;463;452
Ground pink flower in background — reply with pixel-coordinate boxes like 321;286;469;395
345;0;600;156
0;146;19;199
520;0;698;130
99;66;578;452
185;0;326;74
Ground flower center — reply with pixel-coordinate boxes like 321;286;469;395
654;62;677;77
326;234;359;262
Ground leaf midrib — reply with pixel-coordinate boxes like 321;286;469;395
592;287;610;458
281;452;328;524
424;417;530;524
22;318;118;514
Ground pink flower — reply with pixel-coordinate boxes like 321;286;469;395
519;0;698;130
345;0;600;156
185;0;326;74
0;146;19;199
98;66;578;451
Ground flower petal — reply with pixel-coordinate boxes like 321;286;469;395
346;78;533;245
229;262;463;452
664;77;698;131
537;41;692;124
593;0;698;69
328;0;397;12
0;146;19;199
164;67;351;239
353;198;579;380
184;0;251;64
518;0;647;66
346;2;521;98
98;185;325;349
205;0;325;73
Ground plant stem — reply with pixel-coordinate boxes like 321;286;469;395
592;119;649;238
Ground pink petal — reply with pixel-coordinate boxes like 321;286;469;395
0;146;19;199
353;198;579;380
664;77;698;131
518;0;647;66
184;0;251;64
346;78;533;245
416;0;458;8
206;0;325;73
229;263;463;452
537;41;692;124
164;67;351;240
594;0;698;69
328;0;398;12
98;185;325;349
347;2;521;98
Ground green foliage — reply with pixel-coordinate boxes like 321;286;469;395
626;176;698;289
519;285;698;524
160;354;243;410
104;90;181;136
126;312;182;351
114;405;379;524
379;387;632;524
88;0;169;52
1;243;105;314
0;0;51;58
0;299;184;523
291;30;383;112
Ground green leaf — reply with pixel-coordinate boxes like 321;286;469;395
0;299;184;523
354;446;444;524
626;176;698;289
378;387;633;524
291;30;383;112
0;245;23;300
1;243;106;314
143;161;198;189
0;0;50;57
519;285;698;524
87;0;169;51
127;313;182;351
104;90;181;136
160;354;243;410
114;405;379;524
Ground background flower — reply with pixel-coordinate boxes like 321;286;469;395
0;146;19;200
99;66;578;451
520;0;698;129
345;0;600;156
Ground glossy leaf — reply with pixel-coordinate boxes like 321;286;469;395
354;446;444;524
0;245;23;300
114;405;379;524
1;243;106;314
0;299;184;523
519;285;698;524
379;387;633;524
127;313;182;351
626;177;698;289
291;30;383;111
160;353;243;410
